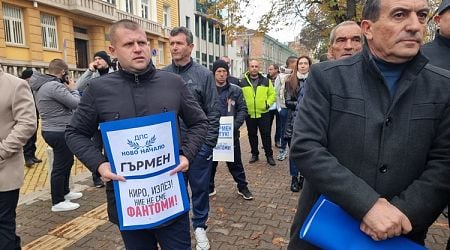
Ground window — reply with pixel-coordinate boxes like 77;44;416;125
3;4;25;45
215;28;220;45
158;42;164;64
141;0;149;19
163;6;170;27
185;16;190;29
41;13;58;49
196;51;200;63
201;19;206;40
208;22;213;43
201;53;207;66
125;0;133;13
103;0;115;4
195;17;199;36
221;33;225;46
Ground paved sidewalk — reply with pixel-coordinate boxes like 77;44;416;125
16;129;449;249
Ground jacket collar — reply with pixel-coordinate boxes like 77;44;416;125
435;33;450;48
171;58;193;73
118;62;156;83
362;43;428;80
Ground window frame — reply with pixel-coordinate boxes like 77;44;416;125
3;4;25;46
41;13;58;50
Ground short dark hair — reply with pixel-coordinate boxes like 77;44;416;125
48;59;68;75
269;64;279;71
286;56;298;67
110;19;141;44
362;0;382;21
170;27;193;45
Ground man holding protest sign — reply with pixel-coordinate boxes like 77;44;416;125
65;19;208;249
209;60;253;200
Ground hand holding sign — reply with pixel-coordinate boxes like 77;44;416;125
98;162;126;182
170;155;189;175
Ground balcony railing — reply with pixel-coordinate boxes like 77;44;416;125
117;10;162;36
31;0;167;36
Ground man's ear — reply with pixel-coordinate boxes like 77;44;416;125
434;15;441;27
361;20;373;40
327;47;334;60
108;45;116;58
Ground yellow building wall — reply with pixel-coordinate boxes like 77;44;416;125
0;0;172;69
157;0;179;28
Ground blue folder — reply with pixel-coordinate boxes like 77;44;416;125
299;195;427;250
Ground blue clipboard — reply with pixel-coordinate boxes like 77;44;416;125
300;195;427;250
100;112;190;230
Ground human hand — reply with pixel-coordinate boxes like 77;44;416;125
88;61;97;71
97;162;126;182
65;78;77;91
170;155;189;175
360;198;412;241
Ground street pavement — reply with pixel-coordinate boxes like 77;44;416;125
16;127;449;249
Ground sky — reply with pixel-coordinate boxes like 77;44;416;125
242;1;303;44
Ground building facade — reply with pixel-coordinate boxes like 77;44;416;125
238;29;297;73
0;0;178;77
178;0;245;77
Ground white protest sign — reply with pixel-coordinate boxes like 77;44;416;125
213;116;234;162
100;112;189;230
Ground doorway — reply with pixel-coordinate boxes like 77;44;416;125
75;38;88;68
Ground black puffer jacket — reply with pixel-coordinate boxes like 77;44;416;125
65;63;208;225
283;78;305;139
163;58;220;148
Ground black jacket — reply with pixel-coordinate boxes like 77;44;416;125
65;63;208;224
163;59;220;148
288;45;450;249
216;82;247;137
422;33;450;71
283;78;304;139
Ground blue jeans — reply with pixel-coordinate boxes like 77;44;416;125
42;131;74;205
278;108;288;149
120;212;191;249
187;144;213;229
0;189;21;250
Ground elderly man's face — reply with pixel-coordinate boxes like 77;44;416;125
329;25;362;59
435;9;450;39
362;0;429;63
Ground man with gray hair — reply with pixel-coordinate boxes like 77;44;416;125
288;0;450;249
328;20;363;60
163;26;220;250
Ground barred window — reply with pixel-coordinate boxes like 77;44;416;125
3;4;25;45
41;14;58;49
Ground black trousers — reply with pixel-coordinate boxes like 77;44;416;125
0;189;21;250
23;131;37;160
210;138;248;191
245;112;273;157
42;131;74;205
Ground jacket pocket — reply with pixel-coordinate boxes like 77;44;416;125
331;95;365;117
410;103;445;120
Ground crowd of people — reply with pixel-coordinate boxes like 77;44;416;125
0;0;449;249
